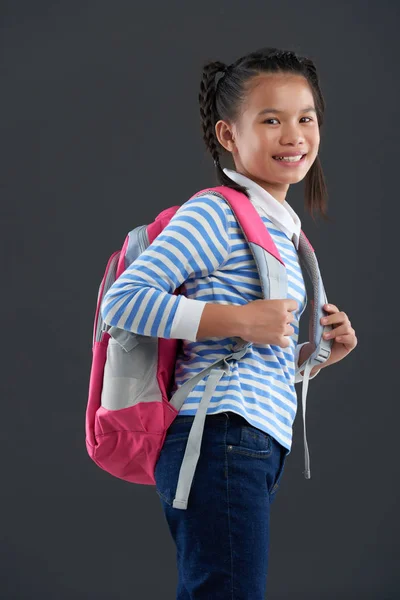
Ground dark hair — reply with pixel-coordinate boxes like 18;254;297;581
198;47;332;223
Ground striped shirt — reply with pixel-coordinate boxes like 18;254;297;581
100;168;319;455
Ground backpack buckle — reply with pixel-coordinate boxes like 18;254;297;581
314;345;331;364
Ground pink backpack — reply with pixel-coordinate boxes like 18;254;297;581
85;185;332;510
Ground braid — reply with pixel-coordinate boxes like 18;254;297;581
198;60;250;197
198;61;227;169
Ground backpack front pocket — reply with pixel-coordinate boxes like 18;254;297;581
101;331;159;411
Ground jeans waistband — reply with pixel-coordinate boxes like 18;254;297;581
174;411;250;427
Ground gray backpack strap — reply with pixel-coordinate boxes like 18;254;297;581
251;243;287;299
170;190;288;509
165;189;331;509
169;250;285;510
170;344;249;509
296;232;333;479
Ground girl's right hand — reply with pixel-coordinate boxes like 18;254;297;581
238;299;298;347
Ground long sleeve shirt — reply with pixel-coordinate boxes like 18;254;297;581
100;168;319;455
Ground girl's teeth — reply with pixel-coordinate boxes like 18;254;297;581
274;155;303;162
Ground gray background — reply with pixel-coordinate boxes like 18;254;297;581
1;1;398;598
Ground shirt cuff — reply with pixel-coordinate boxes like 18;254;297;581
170;295;207;341
294;341;321;384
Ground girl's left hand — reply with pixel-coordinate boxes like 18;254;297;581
321;303;358;365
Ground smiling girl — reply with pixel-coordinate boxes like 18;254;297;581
101;46;357;599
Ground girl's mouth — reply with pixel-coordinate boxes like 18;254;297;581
272;154;307;167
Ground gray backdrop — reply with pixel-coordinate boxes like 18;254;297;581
1;0;398;598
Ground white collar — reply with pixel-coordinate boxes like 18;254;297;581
223;168;302;250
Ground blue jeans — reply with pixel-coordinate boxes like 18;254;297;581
154;410;288;599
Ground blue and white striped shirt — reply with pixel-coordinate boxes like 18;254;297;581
100;168;319;455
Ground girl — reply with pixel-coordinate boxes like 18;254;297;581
100;46;357;599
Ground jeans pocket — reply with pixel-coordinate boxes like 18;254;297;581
270;450;287;495
228;425;273;458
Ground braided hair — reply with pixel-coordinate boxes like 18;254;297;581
198;47;331;223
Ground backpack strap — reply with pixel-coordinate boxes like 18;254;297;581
170;186;291;508
295;230;332;478
170;343;249;509
170;186;332;509
190;186;288;349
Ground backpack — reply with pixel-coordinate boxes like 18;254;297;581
85;185;333;510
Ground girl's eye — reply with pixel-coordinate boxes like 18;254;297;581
263;117;313;124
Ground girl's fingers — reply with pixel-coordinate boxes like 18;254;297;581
324;324;352;339
335;333;356;344
324;304;338;312
322;311;350;327
335;335;345;342
322;305;357;348
321;313;343;326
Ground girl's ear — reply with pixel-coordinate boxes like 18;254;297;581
215;120;236;153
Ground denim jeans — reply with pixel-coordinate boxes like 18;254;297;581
154;410;288;599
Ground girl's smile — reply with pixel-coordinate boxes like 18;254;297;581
272;153;307;167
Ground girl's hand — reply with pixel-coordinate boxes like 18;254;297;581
321;303;358;366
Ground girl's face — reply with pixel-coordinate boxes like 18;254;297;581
215;73;320;203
